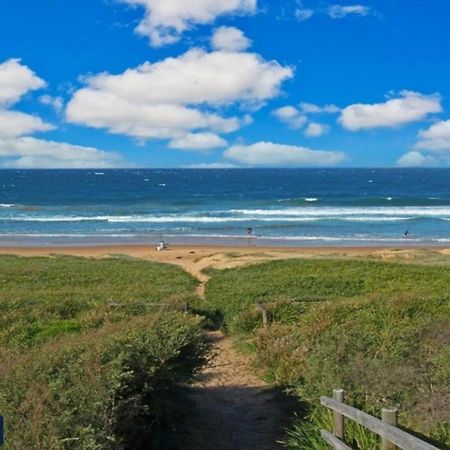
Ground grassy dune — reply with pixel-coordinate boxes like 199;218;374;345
205;258;450;448
0;256;206;449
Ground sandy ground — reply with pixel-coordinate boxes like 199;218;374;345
183;331;289;450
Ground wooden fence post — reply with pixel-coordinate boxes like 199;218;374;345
255;303;268;327
381;408;398;450
332;389;345;440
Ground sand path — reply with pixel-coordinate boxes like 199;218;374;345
183;331;288;450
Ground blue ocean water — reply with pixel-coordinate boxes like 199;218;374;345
0;168;449;246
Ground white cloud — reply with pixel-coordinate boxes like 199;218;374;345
0;59;46;106
0;110;54;138
121;0;257;47
39;94;64;113
304;122;328;137
169;132;227;150
211;26;251;52
182;162;237;168
328;4;371;19
339;91;442;131
415;119;450;151
0;137;126;169
272;106;307;128
295;8;314;21
273;102;339;131
224;141;345;166
67;46;293;144
397;151;437;167
299;102;340;114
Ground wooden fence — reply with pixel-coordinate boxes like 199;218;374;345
320;389;439;450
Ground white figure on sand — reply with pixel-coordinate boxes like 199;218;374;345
156;240;168;251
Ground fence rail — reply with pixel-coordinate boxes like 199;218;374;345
320;389;439;450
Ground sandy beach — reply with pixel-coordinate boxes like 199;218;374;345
2;245;450;286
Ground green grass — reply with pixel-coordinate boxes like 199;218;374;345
204;257;450;448
205;258;450;330
0;255;199;346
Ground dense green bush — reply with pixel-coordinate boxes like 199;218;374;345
0;255;206;449
0;312;207;450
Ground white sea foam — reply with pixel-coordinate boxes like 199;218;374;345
304;198;318;202
229;206;450;218
0;204;14;208
0;215;422;223
0;210;448;223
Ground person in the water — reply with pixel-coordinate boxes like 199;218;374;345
247;227;253;236
404;230;409;238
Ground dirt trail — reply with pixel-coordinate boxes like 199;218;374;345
177;253;291;449
183;331;288;450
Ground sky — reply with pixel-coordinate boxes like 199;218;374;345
0;0;450;168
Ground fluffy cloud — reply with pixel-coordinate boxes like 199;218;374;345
339;91;442;131
224;141;345;166
182;162;236;168
272;106;306;129
0;137;125;169
211;26;251;52
397;151;437;167
0;59;125;169
273;102;339;131
415;119;450;151
0;110;53;138
39;94;64;113
327;4;371;19
0;59;54;140
0;59;46;106
295;7;314;21
299;102;340;114
304;122;328;137
121;0;256;46
397;119;450;167
66;45;293;147
169;132;227;150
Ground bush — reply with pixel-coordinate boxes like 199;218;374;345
0;312;207;450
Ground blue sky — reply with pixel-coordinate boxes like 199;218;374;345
0;0;450;168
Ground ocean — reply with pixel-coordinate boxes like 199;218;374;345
0;168;449;247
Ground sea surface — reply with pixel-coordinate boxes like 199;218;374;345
0;168;449;247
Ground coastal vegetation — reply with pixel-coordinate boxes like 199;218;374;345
0;255;207;449
1;254;449;449
205;258;450;448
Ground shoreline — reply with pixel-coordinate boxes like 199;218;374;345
1;243;449;270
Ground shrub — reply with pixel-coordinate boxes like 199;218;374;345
0;312;207;450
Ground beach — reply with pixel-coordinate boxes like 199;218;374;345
2;244;449;281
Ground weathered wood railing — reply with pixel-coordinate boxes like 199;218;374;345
321;389;439;450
